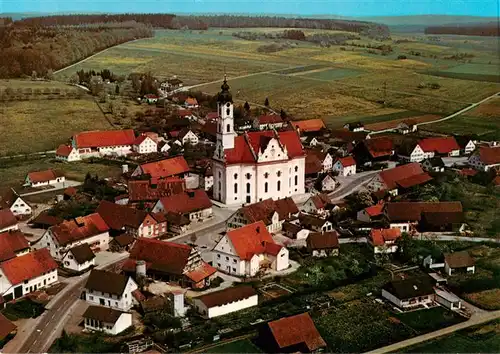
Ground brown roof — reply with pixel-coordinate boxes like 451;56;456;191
421;211;464;227
165;212;190;226
308;193;330;209
96;200;149;230
379;162;426;190
0;313;16;340
386;202;463;222
305;153;323;175
330;129;368;143
27;169;63;183
364;137;395;158
29;211;63;227
282;221;303;235
196;285;257;308
396;173;433;189
258;114;283;125
240;198;298;225
0;209;17;230
137;156;190;179
157;189;212;214
306;231;339;250
128;178;186;202
299;213;329;228
82;305;126;324
68;243;95;264
267;312;326;351
291;119;326;133
0;189;21;209
112;233;136;247
479;146;500;165
50;213;109;246
85;269;130;296
444;251;475;268
274;198;300;219
0;230;30;262
0;249;57;285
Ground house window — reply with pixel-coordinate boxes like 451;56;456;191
277;181;281;191
226;256;229;261
226;124;230;132
265;182;268;193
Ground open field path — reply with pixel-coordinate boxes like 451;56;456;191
364;310;500;354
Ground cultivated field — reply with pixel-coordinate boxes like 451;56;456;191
205;339;261;353
0;98;111;155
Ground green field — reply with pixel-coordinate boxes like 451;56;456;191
206;339;261;353
404;320;500;353
300;67;363;80
275;64;327;75
423;114;500;140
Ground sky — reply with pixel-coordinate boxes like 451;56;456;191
1;0;497;17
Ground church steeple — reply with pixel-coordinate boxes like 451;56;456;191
214;75;236;157
217;74;233;104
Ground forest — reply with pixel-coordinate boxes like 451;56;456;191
425;23;499;36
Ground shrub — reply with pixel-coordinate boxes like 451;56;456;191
397;55;407;60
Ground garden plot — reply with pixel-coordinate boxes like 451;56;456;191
258;282;295;300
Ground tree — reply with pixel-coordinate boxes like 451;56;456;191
115;84;120;95
69;74;79;85
395;232;417;263
264;97;269;107
280;109;287;119
45;69;54;80
31;70;37;80
243;101;250;113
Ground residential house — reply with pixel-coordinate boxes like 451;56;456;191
0;230;30;262
396;121;417;135
282;221;310;240
152;190;213;222
254;115;285;130
24;169;65;188
72;129;136;158
468;146;500;171
96;201;167;238
306;149;333;172
109;233;136;253
184;97;199;109
34;213;110;261
420;210;465;232
291;119;326;135
384;201;463;233
0;210;18;233
422;157;445;172
304;136;319;147
344;122;364;132
353;137;394;166
28;211;63;230
333;156;357;176
397;141;426;163
0;189;31;217
367;162;432;196
357;203;385;223
164;213;191;235
320;175;336;192
83;269;138;311
192;285;258;319
382;276;436;309
144;94;158;104
0;249;58;303
160;77;183;93
226;198;299;233
133;135;158;154
455;136;476;155
258;312;326;353
435;289;462;310
306;231;339;257
82;305;132;335
212;221;289;277
301;194;332;217
178;109;195;120
132;156;190;179
123;238;216;289
368;228;401;254
62;243;95;273
298;213;333;232
127;178;185;208
55;144;81;162
444;251;475;275
419;136;460;158
178;129;199;146
158;141;171;153
305;153;323;178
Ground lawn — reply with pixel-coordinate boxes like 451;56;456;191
2;299;45;321
404;319;500;353
423;114;500;141
205;339;261;353
395;307;465;333
0;98;112;156
0;79;80;92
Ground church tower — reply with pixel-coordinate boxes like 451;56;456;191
215;75;236;153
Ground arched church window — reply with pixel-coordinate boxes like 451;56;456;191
264;173;269;179
226;102;231;107
264;182;268;193
246;183;250;193
219;171;222;178
277;171;282;177
294;166;298;172
246;173;251;179
234;173;238;179
234;183;238;193
277;181;281;191
294;175;298;186
226;124;230;133
226;109;230;116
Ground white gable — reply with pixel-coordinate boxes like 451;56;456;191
257;138;288;163
213;235;238;257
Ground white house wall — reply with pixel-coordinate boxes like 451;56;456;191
196;294;259;318
85;278;138;311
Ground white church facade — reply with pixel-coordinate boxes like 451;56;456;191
212;77;306;206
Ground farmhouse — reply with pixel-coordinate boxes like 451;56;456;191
367;162;432;196
320;174;336;192
55;144;81;162
258;312;326;353
282;221;310;240
444;251;475;276
123;238;216;289
354;137;394;165
152;189;213;222
344;121;365;132
184;97;199;108
422;157;445;172
83;269;138;311
301;193;332;217
254;114;285;130
34;213;110;261
291;119;326;135
298;213;333;232
109;233;136;253
368;228;401;254
0;249;58;303
455;136;476;155
0;209;18;233
418;137;460;158
144;94;158;104
0;230;30;263
0;189;31;217
226;197;299;232
62;243;95;273
96;201;167;238
24;169;65;188
132;156;190;179
305;153;323;177
178;129;199;146
127;178;185;207
306;231;339;258
72;129;136;158
212;221;289;277
333;156;357;176
82;305;132;335
192;285;258;319
132;135;158;154
306;149;333;172
468;146;500;171
212;78;306;206
357;203;385;223
382;276;436;310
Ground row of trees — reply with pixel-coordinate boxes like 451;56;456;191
425;23;499;37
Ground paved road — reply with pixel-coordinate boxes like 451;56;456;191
364;310;500;354
0;150;55;160
329;170;378;201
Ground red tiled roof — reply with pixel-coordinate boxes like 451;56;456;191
370;228;401;246
226;221;282;260
184;262;217;283
379;162;425;190
225;130;304;165
306;231;339;250
145;94;158;99
196;285;257;308
157;189;212;214
396;173;433;189
185;97;198;105
418;137;460;154
386;201;463;222
64;187;77;197
258;115;283;124
479;146;500;165
337;156;356;167
29;211;63;227
73;129;136;149
50;213;109;246
309;194;330;210
365;137;394;158
458;168;478;177
268;312;326;351
27;169;62;183
178;109;193;117
364;203;385;217
0;248;57;285
264;242;283;256
126;238;192;275
206;112;218;120
0;313;16;340
0;209;17;230
291;119;326;133
133;135;151;145
128;178;185;202
0;230;30;262
56;144;73;157
137;156;190;178
96;200;150;230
